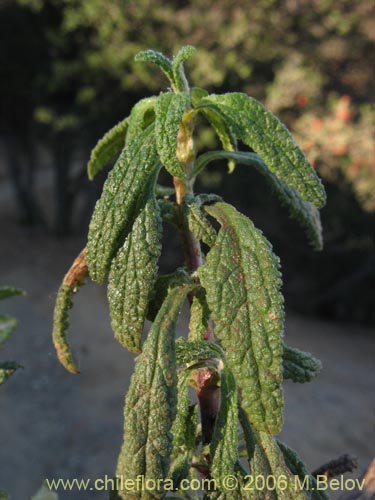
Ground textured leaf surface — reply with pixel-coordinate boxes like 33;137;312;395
283;344;322;383
126;97;157;143
0;361;21;385
195;151;323;249
239;409;306;500
199;93;326;208
116;284;192;500
52;249;87;374
0;287;24;301
0;313;17;347
155;92;189;177
87;125;159;283
146;268;191;322
188;288;211;342
187;201;217;247
172;45;196;92
175;339;223;366
107;193;162;353
87;117;128;180
198;202;284;434
278;441;329;500
135;49;174;84
211;369;239;489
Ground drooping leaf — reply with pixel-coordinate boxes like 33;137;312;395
52;248;87;374
126;97;158;143
278;441;329;500
211;368;239;491
0;287;24;301
198;202;284;434
239;408;307;500
134;49;174;86
31;482;59;500
283;344;322;383
116;284;193;500
155;91;190;178
194;151;323;249
0;313;18;348
0;361;21;385
107;186;162;353
87;124;159;283
199;93;326;207
146;268;191;322
188;288;211;342
87;117;128;180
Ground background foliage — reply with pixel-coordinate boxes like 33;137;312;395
1;0;374;323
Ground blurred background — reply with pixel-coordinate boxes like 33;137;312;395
0;0;374;498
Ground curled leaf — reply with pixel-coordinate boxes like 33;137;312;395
283;344;322;383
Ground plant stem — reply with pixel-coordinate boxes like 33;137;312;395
174;112;219;449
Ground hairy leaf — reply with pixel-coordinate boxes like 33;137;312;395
116;284;193;500
0;361;21;385
126;97;157;143
195;151;322;249
155;92;190;177
188;288;210;342
283;344;322;383
175;339;223;366
211;369;239;490
0;313;17;348
0;287;24;301
147;268;191;322
239;408;306;500
107;189;162;353
199;93;326;207
52;249;87;374
87;117;128;180
197;105;237;173
135;49;174;86
198;202;284;434
187;201;216;247
278;441;329;500
87;124;159;283
172;45;196;92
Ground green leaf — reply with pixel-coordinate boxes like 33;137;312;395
199;93;326;208
0;286;24;300
0;491;9;500
0;361;21;385
283;344;322;383
0;313;18;348
87;117;128;181
239;408;306;500
172;45;196;92
197;105;237;174
87;124;159;283
147;268;191;322
198;202;284;434
52;249;87;374
194;151;323;250
211;369;239;491
277;441;329;500
188;288;211;342
175;339;223;366
186;201;217;247
31;482;59;500
155;91;190;178
116;284;193;500
126;97;157;143
135;49;174;86
107;188;162;353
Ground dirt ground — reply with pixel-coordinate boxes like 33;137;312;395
0;208;374;499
